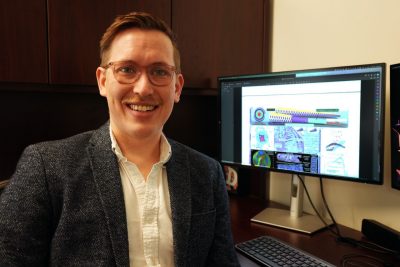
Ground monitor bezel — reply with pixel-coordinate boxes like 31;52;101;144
390;63;400;190
218;63;386;185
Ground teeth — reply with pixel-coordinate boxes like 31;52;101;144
129;104;155;111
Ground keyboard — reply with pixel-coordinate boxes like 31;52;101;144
235;235;335;267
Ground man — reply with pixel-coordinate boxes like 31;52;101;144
0;12;239;266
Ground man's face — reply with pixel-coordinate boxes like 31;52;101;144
96;29;184;142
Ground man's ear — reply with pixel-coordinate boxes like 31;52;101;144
174;74;184;103
96;67;107;97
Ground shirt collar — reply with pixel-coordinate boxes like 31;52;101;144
110;126;171;165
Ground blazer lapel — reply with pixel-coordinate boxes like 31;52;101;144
166;141;192;267
87;123;129;266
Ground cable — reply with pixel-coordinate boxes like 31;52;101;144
296;175;399;266
318;178;398;255
319;176;342;237
341;253;395;267
295;174;338;237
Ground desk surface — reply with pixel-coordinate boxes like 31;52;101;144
229;195;399;267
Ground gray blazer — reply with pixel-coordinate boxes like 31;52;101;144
0;123;239;266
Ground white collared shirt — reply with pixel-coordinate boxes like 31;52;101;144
110;129;174;267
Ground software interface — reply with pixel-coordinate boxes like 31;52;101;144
220;64;384;182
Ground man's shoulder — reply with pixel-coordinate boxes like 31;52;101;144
168;138;219;166
34;123;108;148
27;123;109;160
34;130;95;151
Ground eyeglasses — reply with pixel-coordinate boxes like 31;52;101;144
104;61;178;86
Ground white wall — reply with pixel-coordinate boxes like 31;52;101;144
270;0;400;231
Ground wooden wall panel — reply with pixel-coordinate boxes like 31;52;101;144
48;0;171;85
173;0;269;89
0;0;48;83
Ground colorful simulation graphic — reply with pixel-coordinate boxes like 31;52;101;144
249;107;348;175
252;150;272;168
251;107;348;126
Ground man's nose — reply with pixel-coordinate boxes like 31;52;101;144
132;72;154;96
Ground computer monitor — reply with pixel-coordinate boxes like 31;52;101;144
219;63;385;233
390;63;400;190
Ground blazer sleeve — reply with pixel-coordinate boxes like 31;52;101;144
205;162;240;267
0;144;53;266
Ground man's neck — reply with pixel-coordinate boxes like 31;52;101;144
115;132;161;179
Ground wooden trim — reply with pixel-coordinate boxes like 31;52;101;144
263;0;273;72
0;82;99;94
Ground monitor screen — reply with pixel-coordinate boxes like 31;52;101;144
390;63;400;190
219;63;385;184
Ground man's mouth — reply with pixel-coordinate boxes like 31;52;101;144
128;104;156;112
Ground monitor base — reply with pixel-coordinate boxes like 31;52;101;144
251;207;333;234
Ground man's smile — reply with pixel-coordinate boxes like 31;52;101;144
128;104;156;112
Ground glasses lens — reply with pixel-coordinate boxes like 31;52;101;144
148;65;175;86
113;62;138;84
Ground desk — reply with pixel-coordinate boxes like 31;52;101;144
229;195;399;267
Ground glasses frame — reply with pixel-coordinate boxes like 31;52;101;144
103;60;178;86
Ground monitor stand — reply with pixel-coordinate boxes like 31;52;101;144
251;174;332;234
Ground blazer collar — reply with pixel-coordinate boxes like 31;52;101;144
165;140;192;267
87;122;130;266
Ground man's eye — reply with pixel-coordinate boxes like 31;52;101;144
151;67;170;77
117;65;136;74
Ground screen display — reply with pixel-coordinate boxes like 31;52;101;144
390;63;400;189
219;63;385;184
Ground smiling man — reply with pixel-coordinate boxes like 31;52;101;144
0;12;239;267
97;26;183;179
